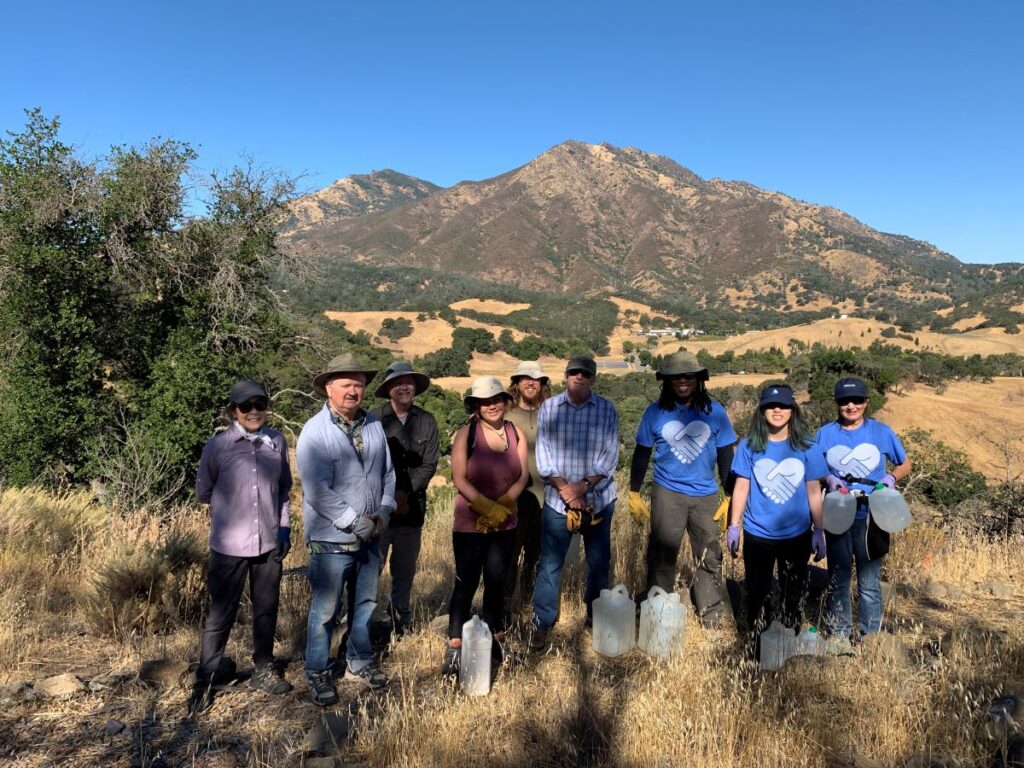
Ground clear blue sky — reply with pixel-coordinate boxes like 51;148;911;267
3;1;1021;264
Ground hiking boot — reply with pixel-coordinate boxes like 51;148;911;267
186;681;216;717
826;636;856;657
250;663;292;695
344;661;388;689
442;642;460;678
529;627;549;653
305;670;339;707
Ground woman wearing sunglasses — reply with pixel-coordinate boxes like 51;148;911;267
815;377;911;654
728;384;828;648
188;380;293;716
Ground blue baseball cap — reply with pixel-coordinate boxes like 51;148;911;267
834;378;869;400
759;384;796;408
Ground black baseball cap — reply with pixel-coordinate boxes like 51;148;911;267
834;378;869;400
229;379;268;405
565;355;597;377
759;384;796;408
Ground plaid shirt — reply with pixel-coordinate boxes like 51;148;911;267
535;390;619;514
330;407;366;461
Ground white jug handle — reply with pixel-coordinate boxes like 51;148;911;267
612;584;630;598
647;586;668;599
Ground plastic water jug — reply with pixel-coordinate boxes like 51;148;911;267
638;586;686;660
592;584;636;657
759;620;797;671
795;626;826;656
822;487;857;534
460;615;492;695
868;484;912;533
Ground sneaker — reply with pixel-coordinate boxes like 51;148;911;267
826;636;856;657
250;663;292;695
344;661;388;689
529;627;550;653
442;642;460;678
305;670;339;707
186;681;216;717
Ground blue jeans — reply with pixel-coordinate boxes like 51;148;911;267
824;517;883;638
533;502;614;630
305;543;380;673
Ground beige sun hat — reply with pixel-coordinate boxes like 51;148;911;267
313;352;379;397
510;360;550;385
463;376;514;413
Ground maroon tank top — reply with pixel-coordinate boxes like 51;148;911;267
453;420;522;533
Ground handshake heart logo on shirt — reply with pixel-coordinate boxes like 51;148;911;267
826;443;881;479
661;420;711;465
753;458;805;504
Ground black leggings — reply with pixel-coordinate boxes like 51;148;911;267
448;529;516;639
742;529;811;635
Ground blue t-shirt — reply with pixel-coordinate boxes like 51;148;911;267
732;437;829;540
815;418;907;518
636;400;737;496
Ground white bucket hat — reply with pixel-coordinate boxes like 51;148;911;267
510;360;550;385
463;376;514;413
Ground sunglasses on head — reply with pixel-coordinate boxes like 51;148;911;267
837;397;867;406
237;399;269;413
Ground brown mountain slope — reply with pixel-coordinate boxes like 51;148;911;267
281;141;985;312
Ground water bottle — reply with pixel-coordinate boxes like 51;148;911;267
460;615;492;695
868;484;912;533
822;487;856;534
759;620;797;671
638;586;687;661
795;626;826;656
592;584;636;657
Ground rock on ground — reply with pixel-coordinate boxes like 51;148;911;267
138;659;189;688
36;673;87;699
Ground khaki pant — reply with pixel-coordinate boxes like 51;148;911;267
646;484;724;624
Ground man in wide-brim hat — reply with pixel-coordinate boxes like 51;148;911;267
628;349;737;628
503;361;551;617
370;362;439;636
297;352;396;705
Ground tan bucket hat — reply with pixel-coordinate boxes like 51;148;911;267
510;360;550;385
313;352;379;397
463;376;514;413
656;350;709;381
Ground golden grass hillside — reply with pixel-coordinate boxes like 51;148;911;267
0;483;1022;767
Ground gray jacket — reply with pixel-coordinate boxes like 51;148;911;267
297;404;397;545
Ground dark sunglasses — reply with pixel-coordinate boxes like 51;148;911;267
237;399;270;413
567;369;595;379
836;397;867;406
671;374;698;382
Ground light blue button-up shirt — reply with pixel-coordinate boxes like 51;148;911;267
536;390;619;514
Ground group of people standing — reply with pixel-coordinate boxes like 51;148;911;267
187;348;911;715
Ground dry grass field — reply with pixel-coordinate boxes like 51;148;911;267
1;483;1022;767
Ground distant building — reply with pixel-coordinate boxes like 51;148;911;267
635;327;704;338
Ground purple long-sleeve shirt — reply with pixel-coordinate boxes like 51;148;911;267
196;425;293;557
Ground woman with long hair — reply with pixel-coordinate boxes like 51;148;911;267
444;376;529;675
728;384;827;643
628;351;737;628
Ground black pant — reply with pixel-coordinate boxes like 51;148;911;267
198;549;282;680
504;492;542;615
448;529;516;639
742;530;810;636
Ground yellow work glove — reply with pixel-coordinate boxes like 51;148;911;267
628;491;650;526
713;495;731;534
588;503;603;527
496;494;517;515
471;495;508;532
565;506;582;532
